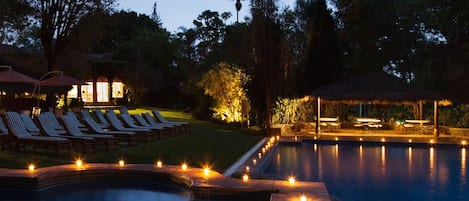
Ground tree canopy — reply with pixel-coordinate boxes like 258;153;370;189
4;0;469;128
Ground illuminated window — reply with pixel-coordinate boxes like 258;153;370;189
67;80;124;103
96;82;109;102
67;85;79;98
81;82;93;102
112;82;124;98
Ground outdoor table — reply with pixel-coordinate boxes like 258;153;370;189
354;118;383;129
404;119;431;133
319;117;340;130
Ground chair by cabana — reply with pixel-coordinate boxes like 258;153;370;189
4;112;71;154
105;110;155;142
36;114;95;153
151;109;191;132
60;115;118;150
81;117;138;146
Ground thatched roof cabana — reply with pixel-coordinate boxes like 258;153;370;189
308;72;444;136
308;72;441;104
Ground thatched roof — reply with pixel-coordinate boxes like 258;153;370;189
308;72;442;104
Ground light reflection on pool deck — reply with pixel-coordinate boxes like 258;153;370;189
264;142;468;201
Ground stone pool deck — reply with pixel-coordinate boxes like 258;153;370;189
0;162;330;201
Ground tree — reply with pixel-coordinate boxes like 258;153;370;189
301;0;341;92
100;11;174;106
197;62;249;123
33;0;116;70
192;10;231;68
0;0;34;44
249;0;284;129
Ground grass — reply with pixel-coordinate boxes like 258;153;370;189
0;108;263;172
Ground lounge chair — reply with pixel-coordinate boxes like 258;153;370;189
64;112;87;130
119;113;168;139
132;114;179;135
42;112;67;134
36;114;96;153
0;116;12;150
94;109;110;125
105;110;155;142
120;107;129;115
61;115;118;150
19;114;41;135
81;110;109;128
151;109;191;132
81;117;138;146
143;112;188;133
4;111;71;154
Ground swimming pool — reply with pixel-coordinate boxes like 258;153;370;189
263;142;467;201
1;182;191;201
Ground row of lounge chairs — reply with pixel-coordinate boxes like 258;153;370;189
0;108;190;154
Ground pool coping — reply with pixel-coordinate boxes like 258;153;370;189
0;160;331;201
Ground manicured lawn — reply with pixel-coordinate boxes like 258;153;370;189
0;108;263;172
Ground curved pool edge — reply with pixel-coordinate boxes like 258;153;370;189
0;162;332;201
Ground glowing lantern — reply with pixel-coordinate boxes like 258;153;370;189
75;159;83;168
204;167;210;176
156;161;163;168
462;140;467;146
408;139;412;143
300;194;307;201
181;163;188;171
28;164;35;172
381;138;386;142
242;174;249;182
288;176;296;185
118;159;125;167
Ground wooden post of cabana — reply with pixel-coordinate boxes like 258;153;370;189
433;100;439;137
315;97;321;135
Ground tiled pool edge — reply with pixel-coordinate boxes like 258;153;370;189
223;137;332;201
0;163;331;201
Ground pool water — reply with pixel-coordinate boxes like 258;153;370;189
264;142;468;201
1;182;191;201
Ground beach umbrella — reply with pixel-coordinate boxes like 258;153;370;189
0;65;38;83
35;72;87;86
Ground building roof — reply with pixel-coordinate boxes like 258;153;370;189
308;72;442;104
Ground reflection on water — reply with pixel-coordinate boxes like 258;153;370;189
462;148;466;184
264;143;468;201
